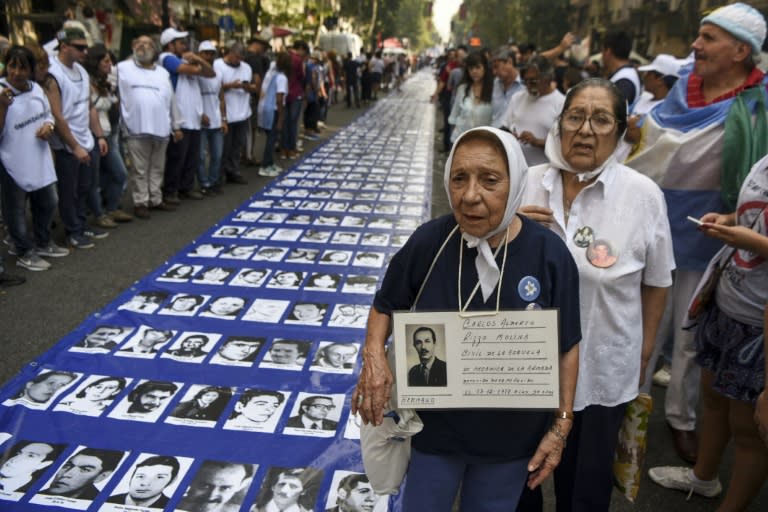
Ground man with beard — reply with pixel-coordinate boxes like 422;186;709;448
125;381;178;414
407;326;447;387
177;461;254;512
117;35;182;219
39;448;123;499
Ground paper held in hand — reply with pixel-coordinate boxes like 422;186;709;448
392;309;560;409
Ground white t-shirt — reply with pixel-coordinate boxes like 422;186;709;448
117;59;174;138
199;74;224;129
48;56;94;152
501;89;565;166
716;154;768;326
632;91;661;116
214;58;253;123
0;80;56;191
371;57;385;74
160;52;203;130
523;161;675;409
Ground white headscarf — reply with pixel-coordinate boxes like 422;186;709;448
443;127;528;302
543;124;617;182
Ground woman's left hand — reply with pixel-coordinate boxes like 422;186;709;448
526;421;569;489
518;205;554;228
756;391;768;447
700;223;766;253
517;131;541;147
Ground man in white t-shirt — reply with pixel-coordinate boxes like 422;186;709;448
500;55;564;166
215;43;257;185
46;27;109;249
197;40;227;195
117;35;182;219
159;28;215;204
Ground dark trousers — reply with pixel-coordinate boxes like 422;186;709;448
54;147;97;236
280;100;302;152
0;162;57;254
221;120;248;180
262;116;280;168
345;79;360;107
164;128;201;194
303;100;318;131
516;402;629;512
440;92;453;152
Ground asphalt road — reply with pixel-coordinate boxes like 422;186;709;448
1;78;766;511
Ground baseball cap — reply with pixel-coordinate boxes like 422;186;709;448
57;27;87;44
638;54;681;78
198;40;216;52
160;28;189;47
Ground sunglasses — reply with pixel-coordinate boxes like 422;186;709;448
70;44;89;52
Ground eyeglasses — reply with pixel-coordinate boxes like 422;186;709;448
560;109;617;135
70;44;88;52
308;403;336;410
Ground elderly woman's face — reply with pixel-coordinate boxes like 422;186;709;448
449;139;510;240
560;86;619;172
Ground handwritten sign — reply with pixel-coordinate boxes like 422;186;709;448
392;310;559;409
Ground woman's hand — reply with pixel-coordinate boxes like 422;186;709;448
700;223;767;254
624;115;641;144
526;419;571;489
352;347;393;426
517;130;541;147
519;205;554;228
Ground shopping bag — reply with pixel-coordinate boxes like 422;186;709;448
613;393;653;502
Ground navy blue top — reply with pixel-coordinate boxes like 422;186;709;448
374;214;581;462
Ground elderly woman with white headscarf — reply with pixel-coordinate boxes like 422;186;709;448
352;127;581;511
517;78;675;512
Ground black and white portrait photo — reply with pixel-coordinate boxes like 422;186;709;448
0;440;66;500
107;380;180;423
232;211;263;222
242;227;274;240
176;460;257;512
161;332;220;362
319;250;352;266
341;275;378;295
259;339;311;371
285;248;319;264
3;370;79;410
213;226;245;238
285;213;312;225
220;245;257;260
360;233;389;247
352;252;385;268
230;268;270;288
252;246;288;262
406;325;448;387
340;216;365;227
310;342;359;374
257;212;288;224
101;453;192;511
116;326;176;358
192;267;235;286
305;273;341;292
53;375;130;417
188;243;225;258
285;302;328;326
223;389;289;433
209;336;264;367
266;271;305;290
301;229;332;244
242;299;290;324
157;263;202;282
158;294;209;317
313;215;340;226
198;296;247;321
166;385;233;427
270;228;303;242
251;467;323;512
328;304;370;329
118;291;169;314
323;471;386;512
70;325;132;353
331;232;360;245
283;393;344;437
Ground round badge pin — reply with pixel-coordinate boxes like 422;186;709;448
573;226;595;248
518;276;541;302
525;302;542;310
587;239;618;269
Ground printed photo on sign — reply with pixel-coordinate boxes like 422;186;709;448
314;215;341;226
175;460;257;512
361;233;389;247
319;250;352;265
285;302;329;326
301;229;332;243
391;234;410;247
271;228;303;242
328;304;370;329
230;268;271;288
0;440;67;501
259;339;310;371
213;226;246;238
30;446;126;510
324;201;348;212
324;470;388;512
285;248;319;263
3;370;80;410
53;375;131;417
396;218;419;231
101;453;193;511
367;218;393;230
157;263;202;282
348;203;372;213
161;332;220;363
223;389;290;433
310;342;359;374
340;216;365;227
250;467;323;512
405;325;448;387
188;243;225;258
341;275;378;295
283;393;344;437
309;190;332;199
116;326;176;358
158;294;210;317
249;199;274;208
232;211;262;222
273;199;298;209
69;325;133;353
299;200;323;210
286;188;309;198
331;232;360;245
221;244;258;260
118;291;168;314
343;412;361;440
286;213;312;225
242;227;274;240
192;267;235;286
0;433;12;448
198;296;248;321
166;385;233;427
242;299;290;324
252;246;288;262
352;251;385;268
107;380;180;423
305;272;341;292
209;336;264;367
257;212;288;224
266;270;305;290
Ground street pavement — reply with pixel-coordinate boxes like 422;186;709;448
1;74;766;511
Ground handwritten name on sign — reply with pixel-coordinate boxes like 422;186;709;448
393;309;559;409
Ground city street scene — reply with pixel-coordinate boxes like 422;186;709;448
0;1;767;511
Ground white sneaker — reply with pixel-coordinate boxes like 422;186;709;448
266;164;282;176
257;166;272;177
36;241;70;258
653;365;672;387
648;466;722;499
17;251;52;271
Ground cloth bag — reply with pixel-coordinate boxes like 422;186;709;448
613;393;653;502
359;348;423;495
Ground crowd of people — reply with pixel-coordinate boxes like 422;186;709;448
0;21;412;286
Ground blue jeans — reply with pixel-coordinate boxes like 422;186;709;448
199;127;223;188
101;132;129;212
281;99;302;151
54;147;97;236
86;148;104;217
402;449;528;511
0;161;57;254
261;116;280;168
